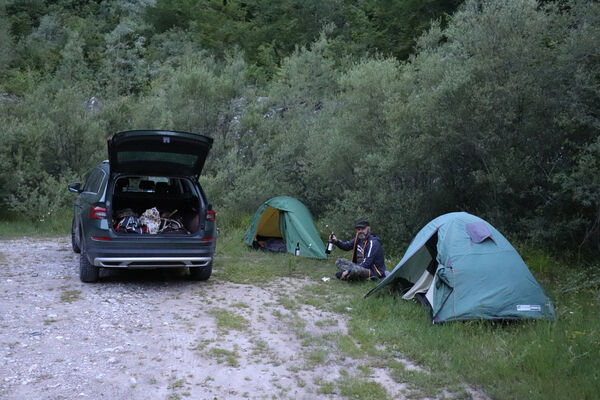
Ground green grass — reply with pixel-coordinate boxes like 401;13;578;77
0;209;71;238
212;228;600;399
10;222;600;399
60;289;81;303
209;347;240;367
304;349;328;368
208;308;249;331
337;373;389;400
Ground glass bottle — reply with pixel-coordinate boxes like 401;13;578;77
325;233;334;254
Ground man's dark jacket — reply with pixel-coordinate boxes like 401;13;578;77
335;233;386;278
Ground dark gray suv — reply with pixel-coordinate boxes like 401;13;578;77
68;130;216;283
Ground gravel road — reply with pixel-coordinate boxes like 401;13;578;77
0;237;419;400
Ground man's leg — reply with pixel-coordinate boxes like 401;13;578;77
345;263;370;280
336;258;354;271
335;259;370;280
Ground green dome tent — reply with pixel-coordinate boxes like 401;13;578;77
365;212;555;323
243;196;326;259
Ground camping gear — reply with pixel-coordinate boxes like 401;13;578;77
253;238;287;253
365;212;555;323
139;207;161;234
243;196;326;259
115;216;143;234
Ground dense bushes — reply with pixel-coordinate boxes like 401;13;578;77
0;0;598;256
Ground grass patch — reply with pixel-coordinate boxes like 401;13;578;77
167;378;185;389
277;295;299;311
337;374;389;400
315;318;339;328
208;308;249;331
0;209;71;238
209;347;240;367
60;290;81;303
304;349;328;368
335;335;364;359
214;229;333;284
315;377;336;395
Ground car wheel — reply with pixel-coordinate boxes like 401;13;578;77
189;262;212;281
71;219;81;254
80;248;99;283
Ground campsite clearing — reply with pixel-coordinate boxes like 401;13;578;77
0;236;487;400
0;233;597;400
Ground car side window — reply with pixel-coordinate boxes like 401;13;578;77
82;169;105;194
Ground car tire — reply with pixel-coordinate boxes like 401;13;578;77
189;262;212;281
71;220;81;254
80;248;99;283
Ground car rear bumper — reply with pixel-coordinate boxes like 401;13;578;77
94;256;212;268
84;237;215;269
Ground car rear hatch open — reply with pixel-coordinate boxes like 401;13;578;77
107;130;213;177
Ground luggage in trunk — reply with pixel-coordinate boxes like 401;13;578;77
110;176;202;235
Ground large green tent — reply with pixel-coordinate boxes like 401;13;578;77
243;196;326;259
365;212;555;323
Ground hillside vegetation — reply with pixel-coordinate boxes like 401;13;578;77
0;0;599;258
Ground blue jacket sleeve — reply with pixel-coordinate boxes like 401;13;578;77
334;238;355;251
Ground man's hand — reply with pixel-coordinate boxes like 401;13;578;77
330;233;337;243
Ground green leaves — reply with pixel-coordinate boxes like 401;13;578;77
0;0;598;254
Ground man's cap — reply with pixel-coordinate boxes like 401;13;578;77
355;219;370;228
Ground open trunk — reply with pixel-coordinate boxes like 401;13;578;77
110;176;203;235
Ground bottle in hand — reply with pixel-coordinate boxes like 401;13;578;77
325;233;334;254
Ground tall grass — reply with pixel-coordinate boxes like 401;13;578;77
0;209;72;238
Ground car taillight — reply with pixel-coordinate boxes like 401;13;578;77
90;206;107;220
206;210;216;222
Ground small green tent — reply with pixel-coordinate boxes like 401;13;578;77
243;196;326;259
365;212;555;323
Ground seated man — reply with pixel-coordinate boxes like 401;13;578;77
330;219;386;280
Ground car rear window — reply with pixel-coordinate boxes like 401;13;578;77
117;151;198;169
115;176;192;195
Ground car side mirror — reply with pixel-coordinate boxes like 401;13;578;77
68;182;82;193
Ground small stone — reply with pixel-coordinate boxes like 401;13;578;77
129;377;137;385
108;357;117;364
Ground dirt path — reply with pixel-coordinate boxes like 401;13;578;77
0;237;415;400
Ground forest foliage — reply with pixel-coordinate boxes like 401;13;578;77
0;0;598;257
